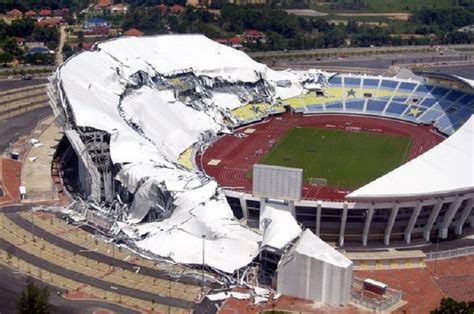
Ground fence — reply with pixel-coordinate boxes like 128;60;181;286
351;277;403;312
425;246;474;261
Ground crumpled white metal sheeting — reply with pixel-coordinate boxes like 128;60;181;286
55;34;333;273
115;180;261;273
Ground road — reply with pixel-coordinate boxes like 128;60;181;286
0;78;48;91
9;212;218;289
0;106;53;153
0;236;195;310
0;263;139;314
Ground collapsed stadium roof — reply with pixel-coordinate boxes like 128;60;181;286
51;34;473;273
51;34;332;273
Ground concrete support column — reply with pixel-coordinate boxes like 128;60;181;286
288;200;296;217
404;202;422;245
384;203;399;246
423;198;443;242
339;202;348;247
455;197;474;235
439;196;464;239
362;205;375;247
316;201;322;237
239;193;249;220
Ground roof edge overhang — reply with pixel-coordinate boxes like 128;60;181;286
346;187;474;203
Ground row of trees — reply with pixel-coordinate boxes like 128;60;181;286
120;3;473;52
0;18;58;65
0;0;89;13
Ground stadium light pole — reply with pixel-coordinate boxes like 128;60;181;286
201;234;206;296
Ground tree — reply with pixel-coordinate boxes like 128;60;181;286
0;51;14;64
16;278;50;314
2;37;21;56
431;297;474;314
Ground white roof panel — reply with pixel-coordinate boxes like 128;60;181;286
348;115;474;199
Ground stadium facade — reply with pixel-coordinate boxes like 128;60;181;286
49;34;473;281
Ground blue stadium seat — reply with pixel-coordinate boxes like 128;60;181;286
436;99;454;110
325;102;343;110
444;90;465;102
431;87;450;98
434;115;453;130
344;77;361;87
345;100;365;111
420;98;437;108
380;80;398;90
329;76;342;86
363;78;379;88
307;104;325;112
391;96;408;103
414;85;434;94
456;94;474;106
386;102;408;116
418;109;444;123
398;82;417;92
366;100;387;112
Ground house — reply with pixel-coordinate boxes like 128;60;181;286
158;4;168;13
170;5;185;14
228;36;243;48
124;28;144;37
25;41;46;49
186;0;211;7
36;18;63;27
54;9;66;16
29;47;51;54
96;0;113;9
7;9;23;19
243;29;265;41
39;9;52;17
87;26;110;36
85;17;108;29
111;3;128;14
25;10;37;18
15;37;25;46
72;42;94;50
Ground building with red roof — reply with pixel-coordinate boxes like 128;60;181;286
111;3;128;14
158;4;168;13
25;10;37;18
243;29;265;41
170;5;185;14
36;18;63;27
87;26;109;36
124;28;144;37
54;9;65;16
39;9;52;16
96;0;113;8
15;37;25;45
7;9;23;19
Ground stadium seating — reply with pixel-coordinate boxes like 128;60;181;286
283;74;474;135
232;102;285;122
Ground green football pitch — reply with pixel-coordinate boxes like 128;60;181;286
258;127;412;189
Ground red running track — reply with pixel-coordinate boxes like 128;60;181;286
197;113;445;201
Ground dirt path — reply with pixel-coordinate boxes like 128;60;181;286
56;25;66;65
336;12;411;20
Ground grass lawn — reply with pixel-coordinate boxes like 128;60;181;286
257;127;412;189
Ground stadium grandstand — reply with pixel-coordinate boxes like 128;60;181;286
49;34;473;304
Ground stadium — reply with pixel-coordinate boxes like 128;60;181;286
48;34;473;303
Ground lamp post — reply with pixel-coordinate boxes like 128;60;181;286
201;234;206;295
